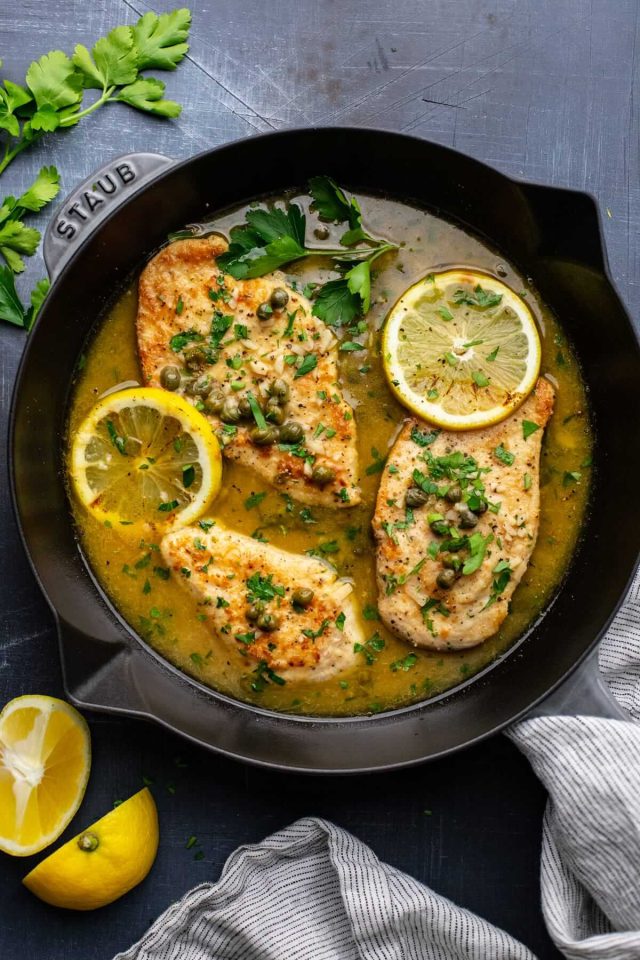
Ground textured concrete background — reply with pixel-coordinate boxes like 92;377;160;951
1;2;638;956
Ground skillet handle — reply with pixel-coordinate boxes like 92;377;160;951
527;649;629;720
43;152;173;280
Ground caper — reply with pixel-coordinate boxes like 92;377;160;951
246;601;265;622
220;398;241;423
279;421;304;444
270;287;289;311
314;224;330;240
469;498;488;515
428;513;449;536
291;587;314;609
184;345;207;371
256;301;273;321
311;465;335;487
257;612;280;632
206;390;225;414
442;554;462;572
250;425;279;446
192;375;211;398
436;568;458;590
237;396;253;420
159;365;181;391
405;486;429;508
268;378;290;401
265;399;285;425
444;484;462;504
458;506;479;529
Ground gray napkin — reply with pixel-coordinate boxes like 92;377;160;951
115;571;640;960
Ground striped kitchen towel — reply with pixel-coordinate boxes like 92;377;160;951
115;571;640;960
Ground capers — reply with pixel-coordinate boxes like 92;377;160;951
428;513;450;536
311;465;335;487
436;568;458;590
237;396;253;420
457;506;479;529
265;399;286;425
314;224;330;240
256;302;273;321
270;287;289;311
442;554;462;572
279;420;304;444
444;484;462;504
246;601;265;622
269;378;290;401
250;425;279;446
159;365;181;391
184;345;208;371
257;612;280;632
291;587;314;609
206;389;225;414
192;375;212;398
405;486;429;508
469;498;488;515
220;398;241;423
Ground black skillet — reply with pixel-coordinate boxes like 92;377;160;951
9;128;640;773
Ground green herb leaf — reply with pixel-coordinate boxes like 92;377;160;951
244;491;266;510
132;8;191;70
312;278;361;328
73;26;139;89
462;532;493;575
472;370;490;387
24;278;50;330
25;50;83;112
0;266;25;326
158;499;179;512
522;420;540;440
16;165;60;212
170;329;202;352
115;77;181;118
293;353;318;379
494;443;515;466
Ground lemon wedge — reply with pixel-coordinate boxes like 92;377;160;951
70;386;222;528
23;787;159;910
382;270;541;430
0;695;91;856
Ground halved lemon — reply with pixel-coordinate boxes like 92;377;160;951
382;270;541;430
70;387;222;528
0;695;91;856
23;788;159;910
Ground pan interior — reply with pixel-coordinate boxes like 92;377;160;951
64;187;592;718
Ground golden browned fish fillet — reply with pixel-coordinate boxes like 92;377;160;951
373;378;555;650
161;524;362;682
137;236;360;507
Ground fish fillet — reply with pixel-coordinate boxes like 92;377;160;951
373;378;555;650
161;524;362;682
137;236;360;507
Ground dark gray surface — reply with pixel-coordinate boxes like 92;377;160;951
1;1;637;957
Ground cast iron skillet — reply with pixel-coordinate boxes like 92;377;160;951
9;128;640;773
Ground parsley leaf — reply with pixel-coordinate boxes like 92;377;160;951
311;278;361;328
494;444;515;466
522;420;540;440
293;353;318;379
132;8;191;71
116;77;181;118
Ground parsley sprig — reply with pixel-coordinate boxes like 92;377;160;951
217;176;397;330
0;9;192;331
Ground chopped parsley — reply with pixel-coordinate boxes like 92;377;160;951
293;352;318;379
353;632;385;665
494;443;515;466
244;490;267;510
522;420;540;440
158;499;179;512
390;653;418;672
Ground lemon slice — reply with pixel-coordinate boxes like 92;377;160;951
0;695;91;856
382;270;541;430
23;787;159;910
70;386;222;528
